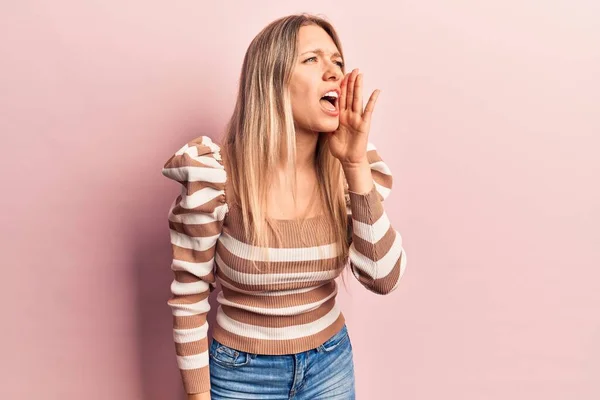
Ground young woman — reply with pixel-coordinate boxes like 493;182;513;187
162;13;407;400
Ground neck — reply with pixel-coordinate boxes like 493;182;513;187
293;128;320;171
273;127;319;190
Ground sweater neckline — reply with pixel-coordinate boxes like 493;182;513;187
228;203;326;225
268;214;326;224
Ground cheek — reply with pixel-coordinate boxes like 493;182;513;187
290;85;311;104
290;86;315;117
289;74;314;100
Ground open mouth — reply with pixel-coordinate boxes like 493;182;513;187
320;92;339;112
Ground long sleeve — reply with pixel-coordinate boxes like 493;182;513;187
161;135;228;394
345;142;407;295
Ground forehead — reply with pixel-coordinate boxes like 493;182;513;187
297;25;339;55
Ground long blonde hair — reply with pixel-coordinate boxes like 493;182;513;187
221;13;350;280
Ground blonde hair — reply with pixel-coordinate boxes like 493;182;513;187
220;13;350;285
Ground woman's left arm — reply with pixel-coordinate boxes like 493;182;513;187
343;147;407;295
329;68;407;294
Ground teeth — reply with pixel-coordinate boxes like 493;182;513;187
322;91;338;98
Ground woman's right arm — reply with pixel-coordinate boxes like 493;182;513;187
162;135;228;396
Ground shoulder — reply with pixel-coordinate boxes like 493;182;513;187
161;135;227;184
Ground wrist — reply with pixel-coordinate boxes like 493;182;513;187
342;159;373;195
188;392;210;400
341;157;369;172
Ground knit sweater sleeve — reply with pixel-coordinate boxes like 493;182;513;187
161;135;228;395
344;141;407;295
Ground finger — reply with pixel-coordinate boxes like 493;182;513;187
353;73;363;114
362;89;381;124
346;69;358;112
339;73;349;111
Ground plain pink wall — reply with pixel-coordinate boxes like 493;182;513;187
1;1;598;399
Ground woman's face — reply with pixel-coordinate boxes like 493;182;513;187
289;25;345;134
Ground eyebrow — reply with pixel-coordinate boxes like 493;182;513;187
300;49;343;58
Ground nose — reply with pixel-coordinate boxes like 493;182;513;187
323;60;343;82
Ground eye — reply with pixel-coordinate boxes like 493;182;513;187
304;56;344;69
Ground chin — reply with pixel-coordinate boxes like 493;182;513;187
316;120;339;133
296;115;339;134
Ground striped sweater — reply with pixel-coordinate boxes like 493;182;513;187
161;135;407;394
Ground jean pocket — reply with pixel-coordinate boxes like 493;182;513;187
318;325;350;352
209;339;253;368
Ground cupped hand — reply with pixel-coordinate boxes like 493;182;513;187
328;68;381;167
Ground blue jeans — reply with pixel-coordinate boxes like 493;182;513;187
209;324;356;399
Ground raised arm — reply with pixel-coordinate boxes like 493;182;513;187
344;142;407;295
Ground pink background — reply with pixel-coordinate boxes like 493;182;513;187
1;1;599;399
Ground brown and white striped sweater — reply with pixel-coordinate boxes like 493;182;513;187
161;135;407;394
